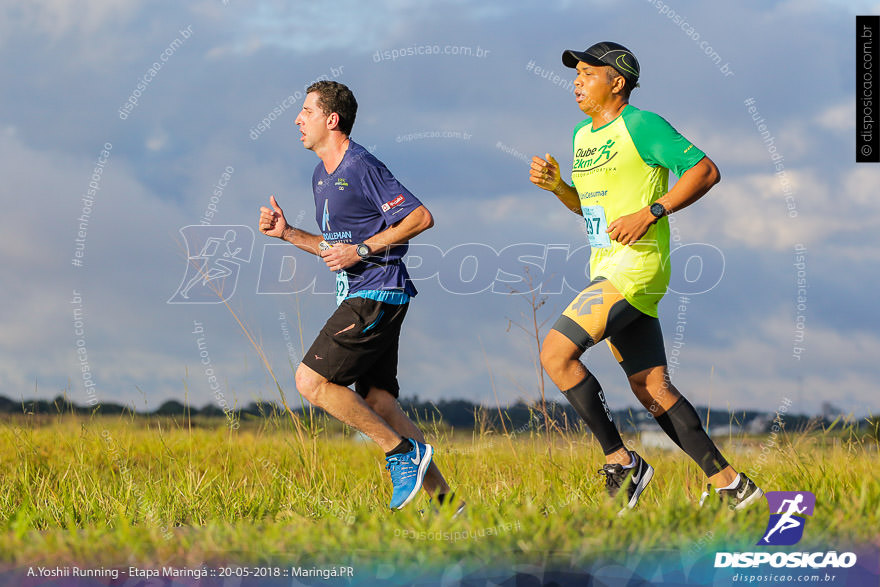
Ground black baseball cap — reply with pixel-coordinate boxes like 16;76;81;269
562;41;640;86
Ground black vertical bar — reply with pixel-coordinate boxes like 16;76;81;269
857;15;879;163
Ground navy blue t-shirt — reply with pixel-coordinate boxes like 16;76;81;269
312;141;423;297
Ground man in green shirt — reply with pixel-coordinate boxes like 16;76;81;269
530;41;762;512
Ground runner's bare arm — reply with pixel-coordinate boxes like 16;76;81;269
654;156;720;215
365;205;434;253
606;156;721;246
259;195;324;255
320;205;434;271
530;153;581;214
280;225;325;256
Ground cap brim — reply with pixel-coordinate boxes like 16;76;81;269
562;49;604;69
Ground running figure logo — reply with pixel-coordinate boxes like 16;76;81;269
322;199;331;231
758;491;816;546
169;225;254;304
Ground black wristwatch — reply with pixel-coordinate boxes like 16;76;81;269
649;202;668;222
355;243;371;260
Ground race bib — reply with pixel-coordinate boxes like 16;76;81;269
582;205;611;248
335;271;349;306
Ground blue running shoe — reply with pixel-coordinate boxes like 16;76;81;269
385;438;433;510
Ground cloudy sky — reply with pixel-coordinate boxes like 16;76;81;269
2;0;878;417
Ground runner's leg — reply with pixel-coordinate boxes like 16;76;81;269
608;317;736;486
365;387;451;497
298;298;411;452
541;278;642;466
295;364;402;452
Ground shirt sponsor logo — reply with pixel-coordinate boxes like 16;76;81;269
335;178;348;190
323;231;353;242
573;139;617;173
322;199;332;231
580;189;608;200
320;199;352;242
381;194;406;212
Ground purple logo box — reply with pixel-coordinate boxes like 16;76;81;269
764;491;816;516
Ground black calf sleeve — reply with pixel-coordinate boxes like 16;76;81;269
654;396;729;476
562;373;624;455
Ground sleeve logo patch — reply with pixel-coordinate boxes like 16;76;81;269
381;194;405;212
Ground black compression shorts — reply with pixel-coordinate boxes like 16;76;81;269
302;297;408;398
552;277;667;377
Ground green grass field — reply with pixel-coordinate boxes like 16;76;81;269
0;411;877;575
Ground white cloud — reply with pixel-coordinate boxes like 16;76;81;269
666;309;880;414
0;130;200;403
145;130;169;152
0;0;137;39
816;100;855;133
680;165;880;251
842;165;880;207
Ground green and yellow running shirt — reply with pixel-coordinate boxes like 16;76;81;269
571;104;705;317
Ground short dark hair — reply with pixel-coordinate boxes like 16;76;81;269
306;81;357;135
605;66;636;100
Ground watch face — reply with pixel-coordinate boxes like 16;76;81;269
357;244;370;258
650;203;666;218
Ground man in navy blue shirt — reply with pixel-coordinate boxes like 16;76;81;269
259;81;457;512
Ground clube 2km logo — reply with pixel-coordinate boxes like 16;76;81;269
714;491;858;571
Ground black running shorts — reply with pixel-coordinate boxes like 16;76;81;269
551;277;667;377
302;297;408;398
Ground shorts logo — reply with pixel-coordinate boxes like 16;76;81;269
570;291;604;317
334;323;356;336
758;491;815;546
168;226;254;304
381;194;405;212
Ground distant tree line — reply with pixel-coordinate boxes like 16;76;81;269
3;394;852;434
